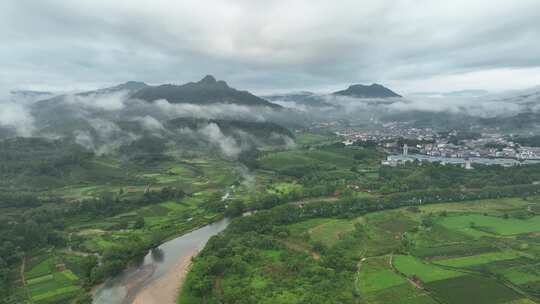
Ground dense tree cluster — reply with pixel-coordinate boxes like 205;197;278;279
376;162;540;193
184;230;357;304
119;136;172;162
0;137;93;187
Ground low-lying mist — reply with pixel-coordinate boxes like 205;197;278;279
0;89;298;159
268;87;540;124
1;84;539;159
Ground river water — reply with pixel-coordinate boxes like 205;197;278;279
92;218;230;304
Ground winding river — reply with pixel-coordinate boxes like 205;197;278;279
92;218;230;304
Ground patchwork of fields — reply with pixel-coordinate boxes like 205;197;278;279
19;254;84;304
283;197;540;304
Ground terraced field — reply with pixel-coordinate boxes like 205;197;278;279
21;255;83;303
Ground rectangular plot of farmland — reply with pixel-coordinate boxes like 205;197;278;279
358;258;407;293
393;255;463;283
434;251;521;268
362;283;438;304
427;275;522;304
439;214;540;236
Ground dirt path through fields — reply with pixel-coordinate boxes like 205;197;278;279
20;256;26;285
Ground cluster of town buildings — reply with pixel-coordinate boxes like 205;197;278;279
338;127;540;168
338;125;436;144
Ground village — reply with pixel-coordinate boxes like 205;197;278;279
337;126;540;168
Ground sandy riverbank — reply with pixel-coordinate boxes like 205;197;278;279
132;248;198;304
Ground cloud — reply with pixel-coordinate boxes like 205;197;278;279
268;87;540;122
74;130;95;151
387;97;523;118
198;123;243;158
152;99;268;121
133;115;165;132
270;132;296;149
1;0;539;93
83;118;139;155
62;90;129;111
0;100;35;136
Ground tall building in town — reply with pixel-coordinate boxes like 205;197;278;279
465;158;473;170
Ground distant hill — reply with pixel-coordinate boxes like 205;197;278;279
10;90;55;99
132;75;281;108
81;81;148;96
411;90;488;98
333;83;401;98
10;90;56;104
488;87;540;107
33;81;148;107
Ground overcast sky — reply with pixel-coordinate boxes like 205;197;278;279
2;0;540;95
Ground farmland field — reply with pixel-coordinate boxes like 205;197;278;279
22;254;83;304
393;255;464;282
358;257;407;293
434;250;522;268
439;214;540;236
427;275;523;304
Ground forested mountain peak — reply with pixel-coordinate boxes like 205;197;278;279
333;83;402;98
131;75;281;108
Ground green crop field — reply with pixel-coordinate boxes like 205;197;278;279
420;197;531;214
358;257;406;293
32;285;81;303
439;214;540;236
435;250;522;268
393;255;464;282
22;254;83;303
497;266;540;285
427;275;523;304
361;284;438;304
25;257;55;280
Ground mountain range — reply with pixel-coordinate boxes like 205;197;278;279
333;83;402;98
30;77;405;111
33;75;281;109
131;75;281;108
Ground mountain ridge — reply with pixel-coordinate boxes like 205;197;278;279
131;75;281;108
333;83;401;98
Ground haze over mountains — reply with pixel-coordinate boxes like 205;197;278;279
0;76;409;160
33;75;280;109
0;75;303;159
2;73;540;157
